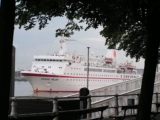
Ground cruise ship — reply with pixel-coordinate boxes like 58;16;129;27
21;38;141;92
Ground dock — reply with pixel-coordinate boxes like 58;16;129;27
8;92;160;120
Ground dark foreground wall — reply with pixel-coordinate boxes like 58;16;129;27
9;99;80;120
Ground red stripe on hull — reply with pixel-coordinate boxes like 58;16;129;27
21;73;130;80
34;90;79;93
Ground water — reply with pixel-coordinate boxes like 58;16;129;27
14;81;76;97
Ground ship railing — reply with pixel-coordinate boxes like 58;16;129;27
9;92;160;119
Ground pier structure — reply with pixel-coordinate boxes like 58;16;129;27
8;72;160;119
65;72;160;118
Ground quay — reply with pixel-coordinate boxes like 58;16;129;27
8;72;160;120
8;92;160;120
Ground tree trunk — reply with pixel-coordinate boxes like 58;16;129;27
136;1;160;119
0;0;15;119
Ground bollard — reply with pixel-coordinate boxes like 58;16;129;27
79;87;89;118
87;95;91;118
53;96;58;120
10;97;17;118
114;94;119;116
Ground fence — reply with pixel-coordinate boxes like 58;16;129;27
9;92;160;119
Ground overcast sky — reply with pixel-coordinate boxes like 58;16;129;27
13;17;144;71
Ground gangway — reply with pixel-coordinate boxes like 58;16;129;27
65;72;160;117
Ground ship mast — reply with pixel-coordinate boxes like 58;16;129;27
58;37;76;55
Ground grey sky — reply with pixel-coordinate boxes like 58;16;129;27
13;17;144;71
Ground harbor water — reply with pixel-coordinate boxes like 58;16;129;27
14;81;76;97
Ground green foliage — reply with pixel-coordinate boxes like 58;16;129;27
15;0;159;61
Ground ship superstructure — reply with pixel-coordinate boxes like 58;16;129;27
21;38;141;92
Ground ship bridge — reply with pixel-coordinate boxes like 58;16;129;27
31;55;70;75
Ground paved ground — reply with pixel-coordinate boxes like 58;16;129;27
103;113;160;120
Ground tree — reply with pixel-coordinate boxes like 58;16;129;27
0;0;15;119
15;0;160;120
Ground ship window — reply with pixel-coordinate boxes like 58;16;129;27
53;60;55;61
50;59;52;61
67;73;69;75
42;66;44;68
71;73;72;75
60;60;62;62
64;73;66;75
84;68;102;72
56;60;59;61
38;59;40;61
71;67;72;69
47;59;49;61
44;59;46;61
103;69;116;73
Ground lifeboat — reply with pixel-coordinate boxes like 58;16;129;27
125;63;136;71
118;65;126;71
105;58;113;64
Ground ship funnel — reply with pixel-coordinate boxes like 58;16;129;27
105;49;116;58
105;49;116;64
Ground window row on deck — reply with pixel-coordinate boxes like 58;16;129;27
35;59;63;62
64;73;139;78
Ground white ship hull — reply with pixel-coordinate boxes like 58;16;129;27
22;72;133;92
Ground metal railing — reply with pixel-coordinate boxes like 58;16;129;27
9;92;160;119
65;72;160;102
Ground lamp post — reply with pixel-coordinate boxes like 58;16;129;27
87;47;90;89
